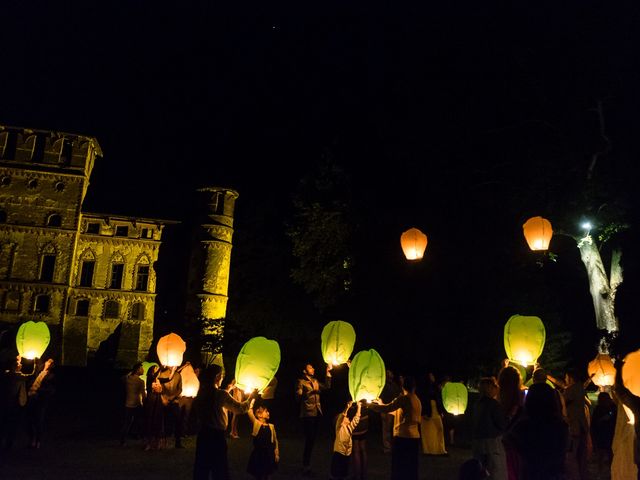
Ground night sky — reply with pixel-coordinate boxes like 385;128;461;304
3;1;640;379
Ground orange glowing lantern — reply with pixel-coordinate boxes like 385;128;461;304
588;354;616;388
522;216;553;251
180;364;200;397
156;333;186;367
400;228;428;261
622;350;640;424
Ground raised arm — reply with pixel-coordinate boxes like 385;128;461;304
370;394;403;414
223;389;257;415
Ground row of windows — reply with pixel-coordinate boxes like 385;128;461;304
0;176;66;192
0;211;62;226
79;261;149;291
85;223;154;239
0;291;145;320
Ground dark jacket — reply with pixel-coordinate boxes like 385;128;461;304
295;374;331;417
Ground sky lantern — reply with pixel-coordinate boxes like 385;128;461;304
522;216;553;251
16;321;50;360
348;349;386;402
622;350;640;424
504;314;546;367
157;333;186;367
180;364;200;397
321;320;356;366
588;353;616;388
235;336;281;394
400;228;428;261
442;382;468;415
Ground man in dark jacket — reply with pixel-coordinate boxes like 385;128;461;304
295;362;332;476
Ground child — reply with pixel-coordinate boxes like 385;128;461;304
247;401;279;480
331;400;362;480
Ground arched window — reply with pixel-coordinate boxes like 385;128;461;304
78;249;96;287
134;255;151;291
34;294;50;313
109;253;125;289
75;299;90;317
130;302;145;321
46;213;62;227
104;300;120;319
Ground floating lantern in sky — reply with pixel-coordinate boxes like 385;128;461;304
235;336;281;394
504;315;546;367
442;382;468;415
523;216;553;251
16;321;50;360
180;364;200;397
588;353;616;388
348;349;386;402
622;350;640;424
400;228;428;261
157;333;186;367
321;320;356;366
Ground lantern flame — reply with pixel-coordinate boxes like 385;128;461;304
182;386;198;397
400;228;428;261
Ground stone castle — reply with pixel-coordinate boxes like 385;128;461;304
0;125;237;367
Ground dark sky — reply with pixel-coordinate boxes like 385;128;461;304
2;1;640;376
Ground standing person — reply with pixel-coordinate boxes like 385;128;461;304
370;375;422;480
0;356;32;451
590;391;616;475
350;400;369;480
175;362;195;448
246;401;279;480
419;372;447;455
158;365;183;448
614;357;640;479
548;368;590;480
295;362;332;476
379;369;402;454
144;365;165;450
26;358;55;449
330;400;362;480
470;377;507;480
503;382;569;480
497;365;525;480
192;364;257;480
120;362;146;446
610;392;637;480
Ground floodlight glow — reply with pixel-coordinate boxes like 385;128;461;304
581;222;592;230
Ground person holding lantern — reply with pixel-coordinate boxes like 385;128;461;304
369;375;422;480
193;364;258;480
246;401;279;479
26;358;55;449
380;369;402;454
295;361;332;476
330;400;362;480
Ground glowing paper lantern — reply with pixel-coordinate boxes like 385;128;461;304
523;216;553;252
141;361;158;384
348;349;386;402
400;228;428;261
504;315;546;367
442;382;468;415
321;320;356;366
588;353;616;388
16;321;50;360
622;350;640;424
180;364;200;397
156;333;186;367
235;336;281;394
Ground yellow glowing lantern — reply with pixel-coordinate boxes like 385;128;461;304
442;382;468;415
156;333;186;367
523;216;553;251
504;314;546;367
180;364;200;397
235;336;281;394
321;320;356;366
16;321;50;360
588;353;616;388
348;349;386;402
622;350;640;424
400;228;428;261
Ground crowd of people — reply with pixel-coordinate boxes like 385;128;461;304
4;351;640;480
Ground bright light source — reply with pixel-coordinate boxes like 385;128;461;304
581;222;592;230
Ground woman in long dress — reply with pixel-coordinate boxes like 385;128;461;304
420;373;447;455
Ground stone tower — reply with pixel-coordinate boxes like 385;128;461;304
185;187;238;366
